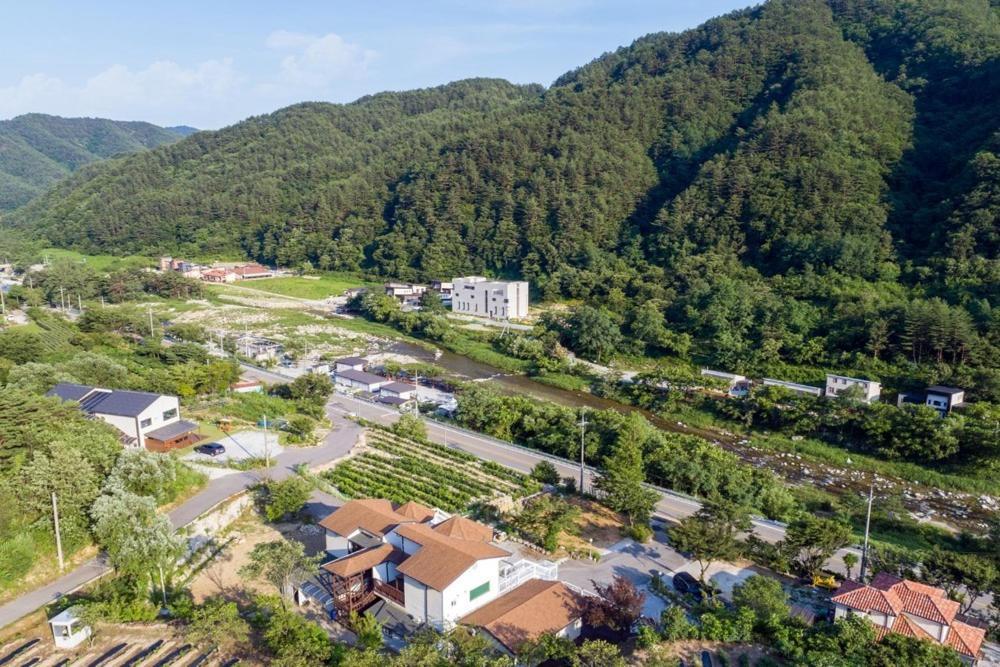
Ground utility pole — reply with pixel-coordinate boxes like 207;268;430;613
52;492;64;572
77;294;82;312
59;286;65;312
578;407;588;494
158;564;168;608
262;415;272;471
148;308;155;337
0;286;5;316
859;481;874;583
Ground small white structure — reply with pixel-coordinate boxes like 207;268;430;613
451;277;529;320
335;369;389;393
380;382;417;400
49;606;91;649
334;356;367;373
762;378;823;397
925;386;965;415
230;380;263;394
700;369;750;397
825;374;881;403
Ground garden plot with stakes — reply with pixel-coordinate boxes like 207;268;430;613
322;429;540;512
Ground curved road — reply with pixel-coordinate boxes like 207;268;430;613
0;400;360;630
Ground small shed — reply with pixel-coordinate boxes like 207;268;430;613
49;606;91;649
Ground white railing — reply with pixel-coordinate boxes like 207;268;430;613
498;558;558;594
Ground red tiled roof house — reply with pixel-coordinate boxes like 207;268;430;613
831;573;985;664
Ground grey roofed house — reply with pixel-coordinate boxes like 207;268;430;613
377;395;410;406
78;389;163;417
336;356;367;367
47;382;99;403
336;369;387;385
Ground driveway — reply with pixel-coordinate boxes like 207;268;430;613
672;561;759;601
559;529;689;620
184;429;284;464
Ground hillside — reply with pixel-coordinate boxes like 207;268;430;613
3;0;998;389
0;113;190;210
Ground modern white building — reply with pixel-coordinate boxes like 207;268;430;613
451;277;529;320
825;374;881;403
49;606;91;649
334;356;367;373
925;386;966;415
47;383;199;451
317;499;575;646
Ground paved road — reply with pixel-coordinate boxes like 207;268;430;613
0;400;361;630
328;394;864;574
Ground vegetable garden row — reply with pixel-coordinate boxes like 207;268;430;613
323;428;540;511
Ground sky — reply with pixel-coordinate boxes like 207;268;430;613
0;0;753;130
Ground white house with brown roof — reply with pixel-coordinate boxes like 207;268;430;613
317;499;564;636
831;573;985;664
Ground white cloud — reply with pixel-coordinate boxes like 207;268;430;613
266;30;376;88
0;59;240;126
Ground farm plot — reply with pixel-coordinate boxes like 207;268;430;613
323;429;540;512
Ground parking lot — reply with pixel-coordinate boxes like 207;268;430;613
183;429;284;464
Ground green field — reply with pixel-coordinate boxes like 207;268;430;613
244;274;374;300
41;248;154;271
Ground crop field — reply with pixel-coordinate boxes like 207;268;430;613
244;274;373;300
323;428;539;512
40;247;154;271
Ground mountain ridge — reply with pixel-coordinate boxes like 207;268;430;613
0;113;190;211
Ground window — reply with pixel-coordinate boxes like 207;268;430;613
163;408;178;420
469;581;490;601
140;418;152;428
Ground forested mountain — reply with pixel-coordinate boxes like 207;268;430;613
0;114;190;210
4;0;998;392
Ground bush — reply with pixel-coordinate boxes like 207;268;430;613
636;624;660;648
262;477;313;522
531;460;561;485
285;414;316;443
624;523;653;543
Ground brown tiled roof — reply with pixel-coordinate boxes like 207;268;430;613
947;620;986;658
460;580;585;653
396;501;435;522
322;544;402;578
433;516;493;542
395;522;507;591
319;499;411;537
896;587;959;625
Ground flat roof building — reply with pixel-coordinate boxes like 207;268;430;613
452;277;529;320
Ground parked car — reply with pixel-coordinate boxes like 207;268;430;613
672;571;704;601
701;650;713;667
194;443;225;457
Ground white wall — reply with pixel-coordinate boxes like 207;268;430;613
97;413;140;441
136;395;181;439
440;557;504;626
452;278;529;320
405;576;428;622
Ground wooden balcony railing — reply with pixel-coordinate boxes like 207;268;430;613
374;580;405;606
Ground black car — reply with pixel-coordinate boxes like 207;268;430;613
194;442;225;456
701;650;713;667
672;571;704;600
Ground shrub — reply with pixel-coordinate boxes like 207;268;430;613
285;415;316;443
262;477;313;522
636;624;660;648
531;460;561;485
624;523;653;543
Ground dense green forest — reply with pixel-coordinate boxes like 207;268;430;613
0;113;190;211
4;0;998;395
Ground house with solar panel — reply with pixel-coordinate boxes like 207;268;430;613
47;383;201;452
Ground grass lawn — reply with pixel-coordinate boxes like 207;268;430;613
246;273;374;300
41;247;154;272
